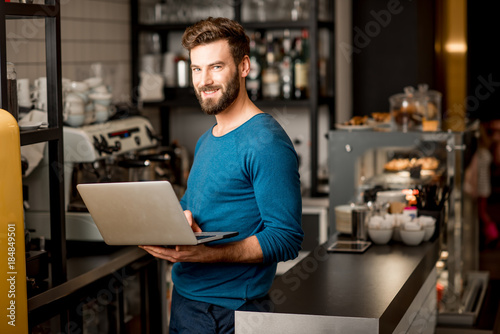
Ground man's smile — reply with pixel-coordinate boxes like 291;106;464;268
202;89;219;96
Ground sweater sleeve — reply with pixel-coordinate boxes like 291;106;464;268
247;131;303;264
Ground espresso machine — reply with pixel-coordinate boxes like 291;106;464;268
24;116;161;242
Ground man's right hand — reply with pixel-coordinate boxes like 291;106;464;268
184;210;202;232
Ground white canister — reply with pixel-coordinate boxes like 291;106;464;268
176;59;190;88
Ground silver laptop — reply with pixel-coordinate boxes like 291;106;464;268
77;181;238;245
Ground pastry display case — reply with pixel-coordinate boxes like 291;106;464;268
328;128;486;326
328;131;455;219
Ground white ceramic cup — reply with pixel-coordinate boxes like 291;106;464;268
64;100;85;115
34;77;47;92
65;92;85;103
31;90;48;111
95;110;109;123
17;78;31;108
70;81;89;93
34;77;48;109
92;84;109;94
64;92;86;118
89;92;112;103
62;78;72;92
94;103;109;113
84;77;103;89
65;114;85;127
84;109;96;125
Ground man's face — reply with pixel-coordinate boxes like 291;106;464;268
190;40;241;115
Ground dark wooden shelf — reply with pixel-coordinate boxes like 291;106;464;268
242;20;313;30
144;97;316;109
135;19;333;32
4;3;58;18
136;23;189;32
20;127;62;146
318;19;335;28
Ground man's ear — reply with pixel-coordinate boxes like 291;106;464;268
239;55;251;78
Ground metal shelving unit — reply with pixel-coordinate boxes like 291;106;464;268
0;0;66;320
130;0;335;196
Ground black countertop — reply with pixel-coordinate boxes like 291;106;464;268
28;246;149;312
236;235;440;333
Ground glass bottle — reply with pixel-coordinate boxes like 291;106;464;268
280;30;293;100
247;33;262;101
294;29;309;99
291;0;304;21
261;33;280;100
6;62;19;121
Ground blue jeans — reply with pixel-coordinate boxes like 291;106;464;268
169;287;269;334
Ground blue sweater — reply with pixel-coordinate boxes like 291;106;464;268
174;113;303;310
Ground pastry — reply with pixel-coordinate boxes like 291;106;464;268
343;115;368;126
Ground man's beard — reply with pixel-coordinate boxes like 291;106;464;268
195;69;240;116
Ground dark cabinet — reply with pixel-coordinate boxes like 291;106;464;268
0;0;67;287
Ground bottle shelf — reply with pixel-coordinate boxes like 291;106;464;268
242;20;313;30
144;97;315;109
137;19;334;33
136;23;190;32
3;3;58;18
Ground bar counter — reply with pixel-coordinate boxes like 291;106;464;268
236;235;440;334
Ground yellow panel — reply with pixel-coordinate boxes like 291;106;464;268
0;109;28;333
441;0;467;131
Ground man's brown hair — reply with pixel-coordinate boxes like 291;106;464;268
182;17;250;66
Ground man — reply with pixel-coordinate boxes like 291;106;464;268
141;17;303;333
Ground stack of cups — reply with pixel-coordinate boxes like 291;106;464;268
33;77;48;111
86;77;113;123
64;81;89;127
64;91;86;127
89;92;113;123
63;76;114;127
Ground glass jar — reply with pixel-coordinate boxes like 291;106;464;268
418;84;442;131
389;84;442;132
6;62;19;121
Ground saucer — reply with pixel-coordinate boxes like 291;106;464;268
19;121;44;131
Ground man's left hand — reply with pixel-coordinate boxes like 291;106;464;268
140;244;213;263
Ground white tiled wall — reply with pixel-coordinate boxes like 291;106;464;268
6;0;131;102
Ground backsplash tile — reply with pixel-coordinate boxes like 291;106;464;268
5;0;131;103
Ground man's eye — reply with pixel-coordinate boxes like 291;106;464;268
213;66;221;70
192;68;200;72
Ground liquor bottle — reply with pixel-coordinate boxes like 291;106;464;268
280;30;293;100
261;33;280;99
294;29;309;99
247;33;262;101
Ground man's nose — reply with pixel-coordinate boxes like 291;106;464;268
200;70;214;86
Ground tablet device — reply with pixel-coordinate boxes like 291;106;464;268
327;241;371;253
77;181;238;246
